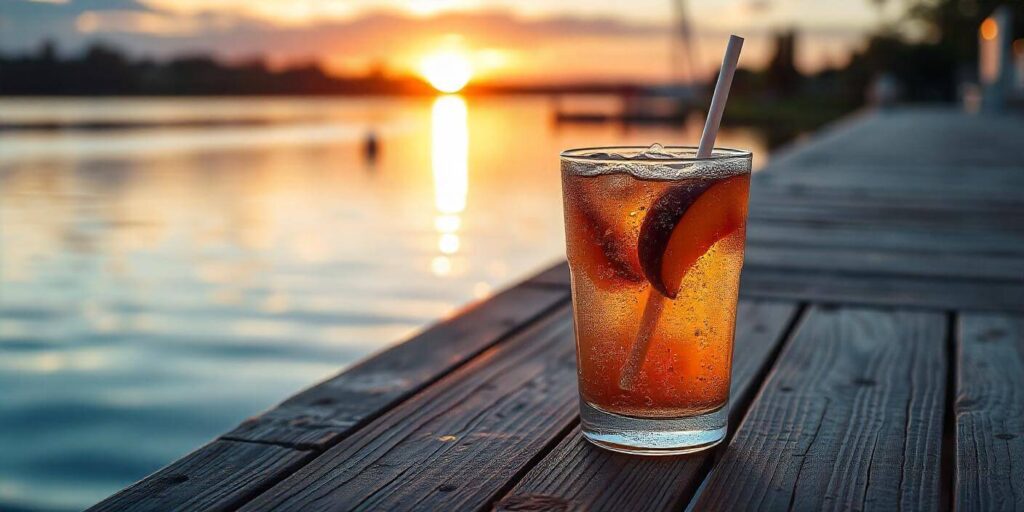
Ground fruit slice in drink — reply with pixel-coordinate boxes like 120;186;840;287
638;174;749;298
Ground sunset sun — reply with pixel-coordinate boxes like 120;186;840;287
419;50;474;93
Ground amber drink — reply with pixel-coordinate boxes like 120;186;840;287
561;145;752;455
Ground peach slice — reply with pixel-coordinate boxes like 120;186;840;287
637;174;749;298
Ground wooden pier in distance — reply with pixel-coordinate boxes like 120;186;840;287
91;108;1024;511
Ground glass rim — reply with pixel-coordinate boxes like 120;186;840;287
560;145;752;163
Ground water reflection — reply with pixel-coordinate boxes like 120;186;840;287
0;96;772;512
430;95;469;276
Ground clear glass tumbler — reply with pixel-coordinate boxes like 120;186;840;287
560;145;752;455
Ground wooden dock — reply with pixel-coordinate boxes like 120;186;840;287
91;108;1024;511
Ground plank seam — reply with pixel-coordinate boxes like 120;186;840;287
939;311;957;512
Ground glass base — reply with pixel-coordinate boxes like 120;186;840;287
579;398;727;455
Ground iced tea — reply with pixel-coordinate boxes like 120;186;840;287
561;145;751;454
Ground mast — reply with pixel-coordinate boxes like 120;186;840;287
671;0;699;85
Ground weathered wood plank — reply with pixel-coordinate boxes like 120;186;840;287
88;440;314;512
739;267;1024;311
692;306;947;511
240;304;579;512
956;313;1024;512
495;300;801;512
223;284;568;448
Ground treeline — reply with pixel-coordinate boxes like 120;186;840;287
0;41;436;96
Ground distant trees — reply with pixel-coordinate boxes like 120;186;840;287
765;30;800;97
0;40;435;96
845;0;1024;102
742;0;1024;105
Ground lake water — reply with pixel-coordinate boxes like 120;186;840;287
0;95;769;511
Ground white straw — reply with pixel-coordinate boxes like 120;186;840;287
697;35;744;158
619;35;744;392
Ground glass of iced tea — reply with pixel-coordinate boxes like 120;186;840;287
561;144;752;455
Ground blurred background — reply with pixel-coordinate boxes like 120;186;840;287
1;0;1022;510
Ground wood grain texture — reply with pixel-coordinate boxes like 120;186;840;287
692;306;947;512
956;313;1024;512
241;305;579;512
88;440;313;512
224;284;568;448
495;300;800;512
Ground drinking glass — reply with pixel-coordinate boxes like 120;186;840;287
560;145;752;455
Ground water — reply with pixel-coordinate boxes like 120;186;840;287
0;95;769;511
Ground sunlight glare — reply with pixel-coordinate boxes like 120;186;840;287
431;255;452;276
431;95;468;215
438;233;460;254
430;95;468;271
420;51;474;93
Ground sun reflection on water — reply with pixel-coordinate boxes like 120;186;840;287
430;94;469;276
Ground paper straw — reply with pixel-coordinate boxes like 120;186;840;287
698;35;744;158
619;35;744;392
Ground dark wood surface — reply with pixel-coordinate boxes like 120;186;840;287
956;313;1024;512
86;440;313;512
693;307;947;511
91;108;1024;511
242;305;578;511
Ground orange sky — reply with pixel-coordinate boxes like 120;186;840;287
7;0;905;84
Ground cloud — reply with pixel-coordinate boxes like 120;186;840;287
137;0;359;27
75;10;206;35
58;9;678;56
